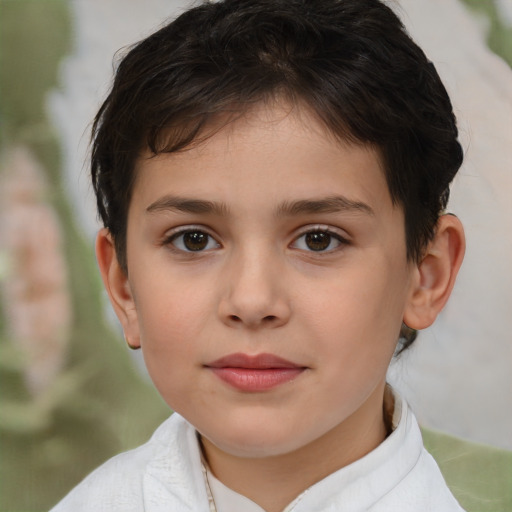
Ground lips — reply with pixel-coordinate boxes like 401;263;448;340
205;353;306;392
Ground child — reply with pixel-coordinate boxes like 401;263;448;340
52;0;467;510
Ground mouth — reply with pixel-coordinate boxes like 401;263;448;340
205;353;306;392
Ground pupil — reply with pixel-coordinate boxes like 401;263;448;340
183;231;208;251
305;232;330;251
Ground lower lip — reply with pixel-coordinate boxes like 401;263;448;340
209;367;304;392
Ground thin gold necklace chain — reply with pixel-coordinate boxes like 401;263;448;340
201;461;218;512
199;462;306;512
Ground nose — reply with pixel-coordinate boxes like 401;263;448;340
218;248;291;329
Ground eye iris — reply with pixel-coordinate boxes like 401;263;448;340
183;231;208;251
305;232;331;251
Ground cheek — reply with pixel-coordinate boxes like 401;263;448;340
301;263;408;360
133;281;215;382
136;271;215;337
137;295;207;411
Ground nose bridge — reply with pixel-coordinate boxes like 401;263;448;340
219;241;290;328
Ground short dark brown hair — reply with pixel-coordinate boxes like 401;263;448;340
91;0;463;348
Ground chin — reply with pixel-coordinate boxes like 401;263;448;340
202;423;311;459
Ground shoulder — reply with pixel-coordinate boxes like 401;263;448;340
50;444;152;511
49;414;186;512
372;447;466;511
368;390;467;511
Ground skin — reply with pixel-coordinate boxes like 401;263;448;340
97;102;465;512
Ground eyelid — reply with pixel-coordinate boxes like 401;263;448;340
163;224;216;238
162;224;221;251
294;224;350;241
290;224;351;252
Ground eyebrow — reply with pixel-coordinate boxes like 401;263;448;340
146;195;229;215
276;196;374;217
146;194;374;217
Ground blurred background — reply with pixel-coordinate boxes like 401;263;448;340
0;0;511;510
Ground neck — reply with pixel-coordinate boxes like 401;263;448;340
200;384;390;512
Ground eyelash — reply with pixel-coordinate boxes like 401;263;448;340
164;227;220;253
163;226;349;254
291;226;349;254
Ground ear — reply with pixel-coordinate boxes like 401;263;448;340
95;228;141;349
403;214;465;330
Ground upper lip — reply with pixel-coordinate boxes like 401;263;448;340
206;353;303;369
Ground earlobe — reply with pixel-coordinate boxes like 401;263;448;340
95;228;141;349
403;214;465;330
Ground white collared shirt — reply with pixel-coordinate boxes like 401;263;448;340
51;391;465;512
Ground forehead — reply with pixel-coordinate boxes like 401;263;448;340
132;102;394;216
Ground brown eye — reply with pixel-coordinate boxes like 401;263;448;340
305;232;332;251
291;229;346;253
183;231;208;251
169;230;219;252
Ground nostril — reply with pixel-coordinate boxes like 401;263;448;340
227;314;278;325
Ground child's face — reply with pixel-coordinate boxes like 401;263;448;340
118;103;418;458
